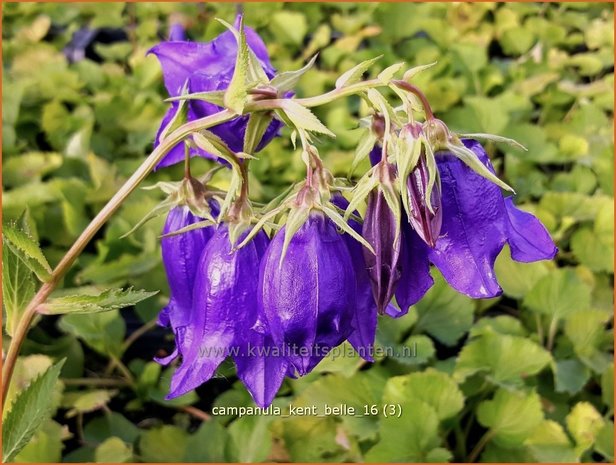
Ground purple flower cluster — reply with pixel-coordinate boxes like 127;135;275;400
152;21;558;408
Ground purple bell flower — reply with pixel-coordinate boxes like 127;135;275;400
260;212;356;375
167;226;275;402
362;167;403;314
150;16;282;169
407;153;442;248
157;206;214;364
401;139;557;301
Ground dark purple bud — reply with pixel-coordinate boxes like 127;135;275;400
167;226;269;399
260;212;356;375
157;206;214;364
363;189;402;314
407;153;442;248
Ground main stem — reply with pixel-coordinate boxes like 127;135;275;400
1;109;234;407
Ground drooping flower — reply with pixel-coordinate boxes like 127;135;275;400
401;139;557;301
166;226;283;405
406;153;442;248
157;206;214;364
150;16;282;169
260;211;356;375
362;162;403;314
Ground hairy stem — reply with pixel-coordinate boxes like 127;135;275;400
2;109;234;408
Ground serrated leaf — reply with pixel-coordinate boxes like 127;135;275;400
244;112;274;154
3;359;65;462
3;237;35;336
217;18;269;85
335;56;382;89
278;100;335;137
3;222;52;281
270;54;318;92
39;287;157;315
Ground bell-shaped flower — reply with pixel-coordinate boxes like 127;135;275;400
260;211;356;375
150;16;282;169
157;206;214;364
166;226;275;403
400;139;557;305
362;162;403;314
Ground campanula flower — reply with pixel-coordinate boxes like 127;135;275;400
150;16;282;169
362;162;403;314
157;206;214;364
260;212;356;375
167;226;273;401
400;139;557;303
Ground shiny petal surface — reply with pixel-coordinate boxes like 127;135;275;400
167;227;269;398
158;206;214;363
332;195;377;362
260;213;356;374
504;197;558;262
394;223;434;316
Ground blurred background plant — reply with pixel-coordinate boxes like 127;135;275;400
2;2;614;463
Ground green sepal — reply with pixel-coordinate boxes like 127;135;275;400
378;62;405;84
278;100;335;137
402;61;438;82
459;133;528;151
220;17;249;114
344;169;378;221
233;205;285;251
159;82;189;141
335;55;382;89
191;131;238;168
270;54;318;93
321;204;375;255
159;219;216;239
165;90;226;107
349;130;378;177
380;180;403;243
120;196;178;239
244;112;274;154
446;140;515;193
279;206;311;266
396;134;423;218
424;142;439;213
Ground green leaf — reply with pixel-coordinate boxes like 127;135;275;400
59;311;125;357
39;287;158;315
14;420;65;463
595;421;614;461
269;10;308;46
335;56;382;89
227;415;272;462
477;389;544;448
365;398;442;462
494;248;550;299
62;390;116;418
3;222;52;281
378;62;405;84
554;359;591;395
383;369;464;421
566;401;605;456
184;421;228;462
2;236;35;336
454;331;551;387
413;274;475;346
601;363;614;411
525;420;577;462
278;100;335;137
138;426;188;463
3;359;65;462
95;437;133;463
564;309;612;373
469;315;527;338
523;268;592;320
270;54;318;92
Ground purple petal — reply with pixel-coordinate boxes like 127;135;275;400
394;223;434;316
332;194;377;362
504;197;558;262
167;227;269;398
429;143;505;298
260;212;356;374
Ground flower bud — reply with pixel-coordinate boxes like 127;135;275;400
260;211;356;375
362;183;402;314
407;153;442;247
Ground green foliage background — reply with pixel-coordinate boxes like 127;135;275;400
2;2;614;463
